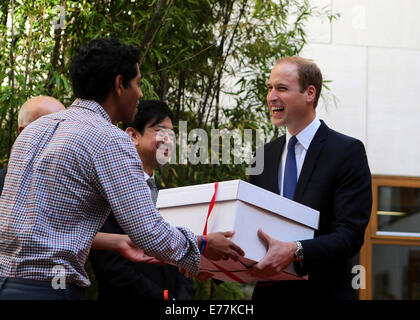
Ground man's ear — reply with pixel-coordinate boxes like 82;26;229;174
306;85;316;104
114;75;124;96
125;127;139;145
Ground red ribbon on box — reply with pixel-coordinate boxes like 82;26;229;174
202;182;247;284
203;181;218;236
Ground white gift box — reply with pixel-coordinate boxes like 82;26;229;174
156;179;319;282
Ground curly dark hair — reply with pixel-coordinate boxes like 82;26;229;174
70;38;140;103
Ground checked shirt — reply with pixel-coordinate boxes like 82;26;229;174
0;99;200;287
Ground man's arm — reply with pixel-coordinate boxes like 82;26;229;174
92;232;162;264
297;140;372;274
90;214;171;300
92;135;243;275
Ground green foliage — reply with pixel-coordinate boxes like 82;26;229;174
0;0;335;299
193;279;248;300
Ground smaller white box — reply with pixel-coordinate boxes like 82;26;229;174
157;180;319;282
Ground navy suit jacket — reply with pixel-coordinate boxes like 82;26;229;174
250;121;372;300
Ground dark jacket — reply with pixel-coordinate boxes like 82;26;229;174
250;121;372;300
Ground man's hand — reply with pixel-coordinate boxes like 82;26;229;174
248;229;296;279
117;235;163;264
203;231;245;261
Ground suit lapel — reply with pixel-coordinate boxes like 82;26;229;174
294;121;329;202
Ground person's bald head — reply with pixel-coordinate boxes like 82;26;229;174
18;96;65;134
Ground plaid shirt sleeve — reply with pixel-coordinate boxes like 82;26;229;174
91;132;200;274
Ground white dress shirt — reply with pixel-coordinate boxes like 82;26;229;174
278;117;321;196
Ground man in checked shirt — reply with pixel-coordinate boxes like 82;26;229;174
0;38;244;300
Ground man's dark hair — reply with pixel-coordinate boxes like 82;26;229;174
122;100;173;134
277;56;323;108
70;38;140;102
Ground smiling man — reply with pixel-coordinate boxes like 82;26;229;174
249;56;372;300
0;38;243;300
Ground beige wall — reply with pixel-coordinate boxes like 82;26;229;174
301;0;420;177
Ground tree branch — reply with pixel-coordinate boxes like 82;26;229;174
139;0;166;51
139;0;174;66
47;0;66;95
204;0;248;128
7;0;15;160
198;1;234;128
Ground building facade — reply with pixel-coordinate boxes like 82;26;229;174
301;0;420;299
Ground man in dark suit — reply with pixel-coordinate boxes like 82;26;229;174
249;56;372;300
90;100;194;300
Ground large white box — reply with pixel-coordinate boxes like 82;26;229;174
156;180;319;282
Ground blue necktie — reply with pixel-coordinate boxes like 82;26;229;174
283;136;298;199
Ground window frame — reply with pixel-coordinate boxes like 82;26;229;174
360;175;420;300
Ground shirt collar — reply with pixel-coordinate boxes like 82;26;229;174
70;98;112;124
286;117;321;150
143;171;154;181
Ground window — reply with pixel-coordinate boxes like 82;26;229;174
372;245;420;299
377;186;420;236
359;176;420;300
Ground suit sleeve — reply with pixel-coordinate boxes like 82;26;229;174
89;212;166;300
297;140;372;275
173;268;194;300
